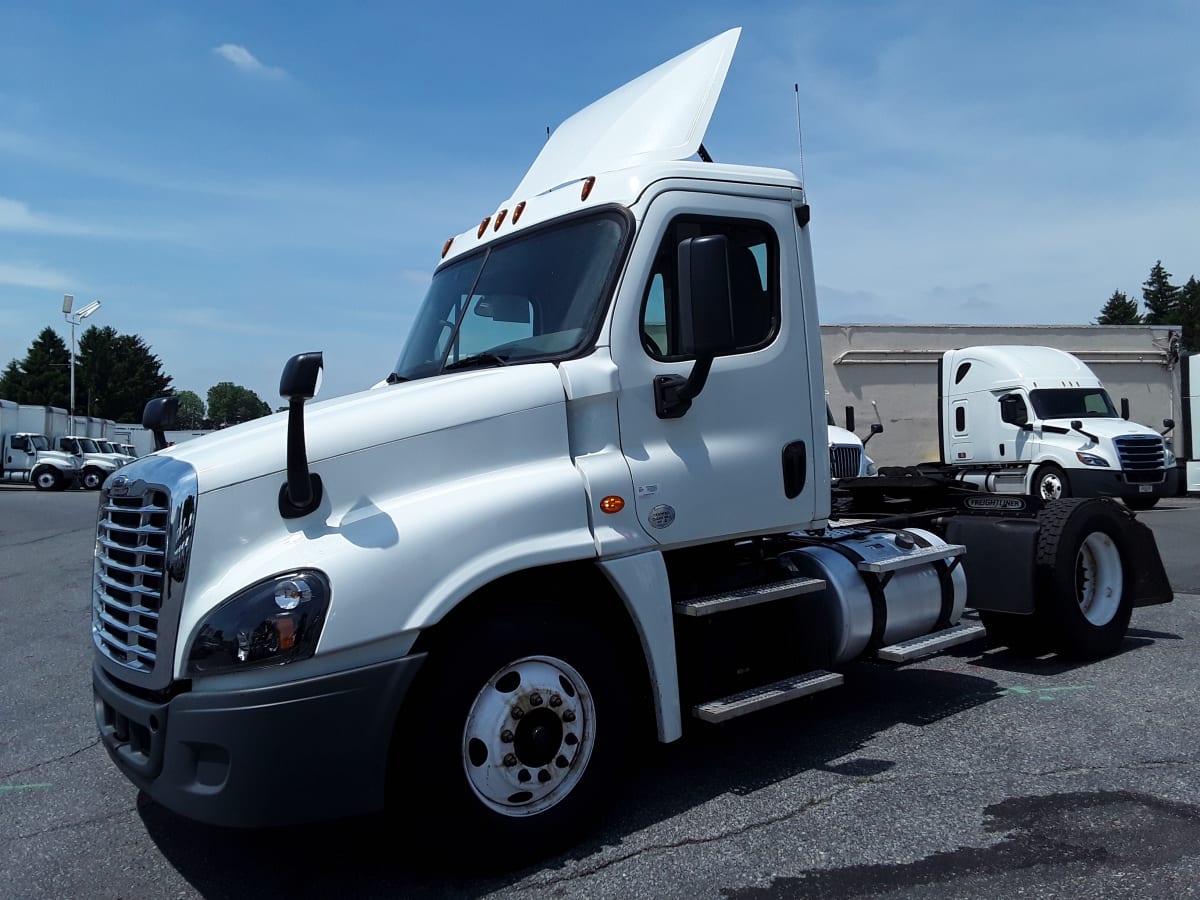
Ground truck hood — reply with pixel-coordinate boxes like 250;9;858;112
157;364;569;494
1039;417;1162;442
37;449;79;468
828;424;863;448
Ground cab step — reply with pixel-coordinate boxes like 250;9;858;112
692;670;843;723
874;623;987;663
673;575;826;618
856;542;966;574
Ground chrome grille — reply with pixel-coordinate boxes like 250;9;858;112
830;446;862;479
92;456;197;689
93;489;170;673
1114;435;1166;483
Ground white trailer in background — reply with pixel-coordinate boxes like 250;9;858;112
1185;353;1200;493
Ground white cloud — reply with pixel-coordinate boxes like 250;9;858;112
212;43;286;79
0;261;73;290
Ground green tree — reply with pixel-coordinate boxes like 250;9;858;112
207;382;271;425
1179;276;1200;352
1096;290;1141;325
76;325;173;421
0;327;71;408
175;390;207;429
1142;260;1181;325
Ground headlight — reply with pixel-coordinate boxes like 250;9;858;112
1075;452;1110;467
865;459;878;476
186;571;330;676
1165;448;1177;466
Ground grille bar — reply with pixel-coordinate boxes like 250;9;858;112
94;590;160;620
1114;435;1165;482
830;446;862;479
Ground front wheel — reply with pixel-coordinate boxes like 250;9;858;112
81;467;104;490
392;605;635;865
33;467;63;491
1033;463;1070;501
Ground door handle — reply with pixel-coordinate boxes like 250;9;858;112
782;441;806;499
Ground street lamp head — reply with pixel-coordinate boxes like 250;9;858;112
62;294;74;314
77;300;102;319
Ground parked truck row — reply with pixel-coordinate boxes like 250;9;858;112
0;399;132;490
90;29;1173;864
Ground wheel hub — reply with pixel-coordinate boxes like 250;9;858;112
461;655;596;817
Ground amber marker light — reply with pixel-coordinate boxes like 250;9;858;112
477;217;491;237
512;201;526;223
599;495;625;514
441;237;454;258
493;209;508;230
581;176;596;201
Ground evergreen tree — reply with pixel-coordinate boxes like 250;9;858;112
0;327;71;407
1179;276;1200;352
1096;290;1142;325
1142;260;1181;325
77;325;173;421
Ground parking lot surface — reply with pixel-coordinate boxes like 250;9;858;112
2;487;1198;898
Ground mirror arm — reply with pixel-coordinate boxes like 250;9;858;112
654;355;714;419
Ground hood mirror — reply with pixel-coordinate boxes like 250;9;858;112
142;396;179;452
279;352;325;519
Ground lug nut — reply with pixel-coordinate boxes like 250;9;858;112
538;769;552;783
511;706;525;720
518;769;531;783
562;709;576;723
549;694;563;708
503;753;518;767
500;729;514;743
530;693;543;707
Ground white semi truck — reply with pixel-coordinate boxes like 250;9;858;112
52;435;123;490
90;30;1172;862
931;346;1177;509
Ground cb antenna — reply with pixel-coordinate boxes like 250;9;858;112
793;83;807;187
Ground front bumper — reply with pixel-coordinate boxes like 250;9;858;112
1069;467;1179;500
93;653;425;827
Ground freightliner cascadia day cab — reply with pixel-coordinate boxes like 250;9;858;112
90;29;1172;862
938;346;1178;509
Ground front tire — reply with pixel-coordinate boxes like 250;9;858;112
33;467;62;491
1033;463;1069;501
81;467;104;490
392;604;635;865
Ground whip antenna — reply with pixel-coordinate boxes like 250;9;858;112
794;83;807;187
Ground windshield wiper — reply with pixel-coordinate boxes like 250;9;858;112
385;372;409;384
442;352;510;372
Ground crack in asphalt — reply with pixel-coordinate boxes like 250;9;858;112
512;754;1200;890
0;525;95;550
0;806;138;847
0;738;102;780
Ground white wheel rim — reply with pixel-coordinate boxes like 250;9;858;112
36;472;55;488
1039;472;1064;500
462;655;596;817
1075;532;1123;625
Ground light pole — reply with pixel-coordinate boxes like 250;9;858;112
62;294;102;425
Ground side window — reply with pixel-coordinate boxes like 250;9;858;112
954;405;967;433
999;393;1029;426
639;216;779;359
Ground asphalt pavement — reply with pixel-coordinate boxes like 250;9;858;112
2;486;1198;899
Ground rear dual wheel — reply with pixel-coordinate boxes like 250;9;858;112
982;499;1134;660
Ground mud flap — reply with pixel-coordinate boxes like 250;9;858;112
1125;514;1173;607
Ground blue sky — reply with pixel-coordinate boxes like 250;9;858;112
1;1;1198;406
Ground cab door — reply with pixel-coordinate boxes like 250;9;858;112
609;189;820;546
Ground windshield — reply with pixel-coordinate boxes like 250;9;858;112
826;404;836;427
97;441;114;452
392;211;629;381
1029;388;1118;420
77;438;101;453
30;435;49;451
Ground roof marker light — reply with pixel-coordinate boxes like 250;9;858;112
477;217;491;238
494;209;508;231
442;237;454;258
512;201;526;224
581;176;596;201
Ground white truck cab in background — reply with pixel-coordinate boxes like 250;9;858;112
53;435;122;490
826;402;879;479
940;345;1177;509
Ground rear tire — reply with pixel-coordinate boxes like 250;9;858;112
391;603;635;867
33;467;62;491
1035;498;1134;659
